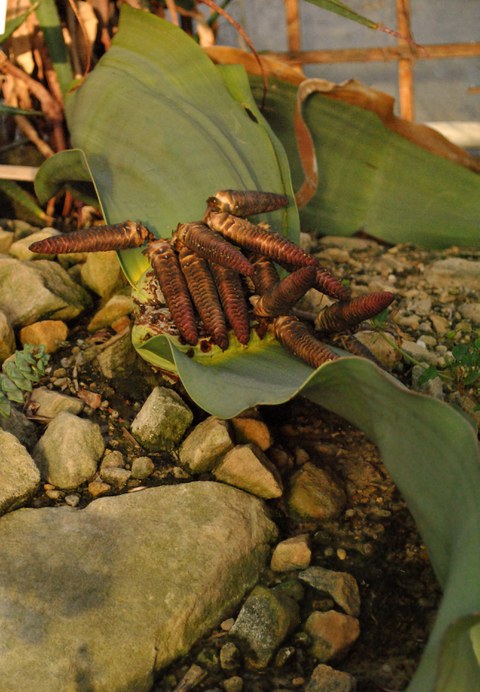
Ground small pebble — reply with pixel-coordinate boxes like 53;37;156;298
131;456;155;479
222;676;243;692
100;450;125;470
100;467;131;490
87;480;111;497
292;677;306;687
45;489;63;500
77;389;102;409
64;494;80;507
219;641;241;671
171;466;191;480
220;618;235;632
305;664;356;691
173;663;206;690
270;534;312;572
274;646;295;668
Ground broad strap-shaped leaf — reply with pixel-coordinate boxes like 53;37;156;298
432;614;480;691
35;148;99;207
143;334;480;691
249;76;480;248
60;4;298;288
34;0;74;97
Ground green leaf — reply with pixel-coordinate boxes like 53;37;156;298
0;393;12;418
51;4;297;288
33;0;74;97
35;8;480;689
169;345;480;691
0;374;24;404
0;179;50;223
249;76;480;249
3;361;33;392
34;148;99;208
417;364;439;386
0;104;43;117
434;615;480;691
304;0;377;29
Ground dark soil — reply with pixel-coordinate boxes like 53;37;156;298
25;318;442;692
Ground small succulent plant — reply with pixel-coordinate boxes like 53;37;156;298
0;344;50;417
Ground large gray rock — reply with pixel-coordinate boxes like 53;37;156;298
0;257;91;327
33;411;104;489
0;429;40;514
0;482;277;691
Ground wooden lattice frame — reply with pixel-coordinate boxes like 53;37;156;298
271;0;480;121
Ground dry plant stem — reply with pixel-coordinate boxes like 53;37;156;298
0;50;63;123
175;222;254;277
254;266;317;318
294;79;319;208
274;315;338;368
146;239;198;346
396;0;414;121
264;42;479;65
178;243;229;350
66;3;84;77
61;191;74;218
15;115;55;158
29;221;152;254
207;189;289;216
209;261;251;345
165;0;180;26
2;78;54;158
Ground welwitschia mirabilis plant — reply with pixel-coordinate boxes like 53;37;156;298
35;8;480;690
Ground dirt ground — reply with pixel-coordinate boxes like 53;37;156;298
24;323;442;691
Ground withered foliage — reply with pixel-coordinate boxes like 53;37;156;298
30;189;395;367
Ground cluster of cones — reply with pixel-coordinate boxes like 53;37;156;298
29;189;394;369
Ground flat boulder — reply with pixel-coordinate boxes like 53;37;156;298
0;482;277;691
0;257;91;327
